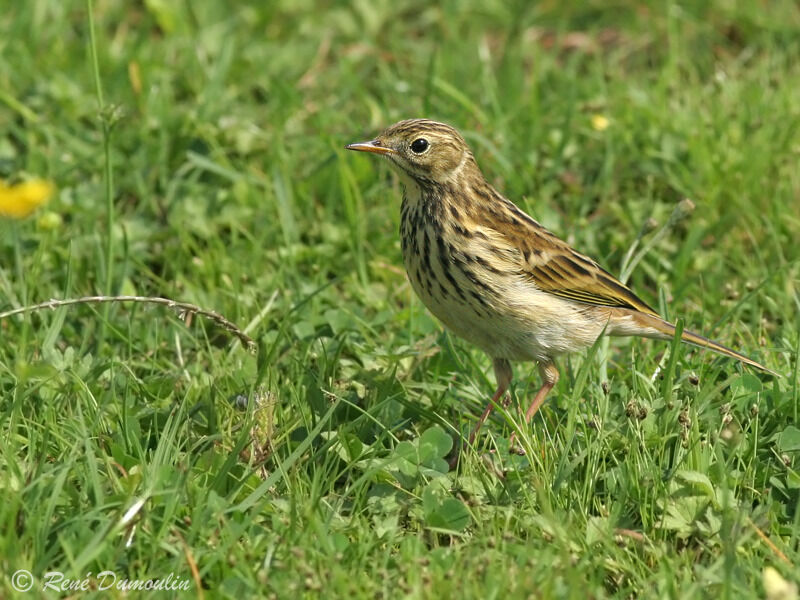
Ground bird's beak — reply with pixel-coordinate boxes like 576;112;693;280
345;140;396;156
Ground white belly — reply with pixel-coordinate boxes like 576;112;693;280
404;249;609;363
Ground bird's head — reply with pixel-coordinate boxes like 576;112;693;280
346;119;473;185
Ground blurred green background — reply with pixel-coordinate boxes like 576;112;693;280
1;1;799;597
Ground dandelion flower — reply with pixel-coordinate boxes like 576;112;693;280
0;179;55;218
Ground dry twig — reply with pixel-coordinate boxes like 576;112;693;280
0;295;257;353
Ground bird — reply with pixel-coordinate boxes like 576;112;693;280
346;118;776;455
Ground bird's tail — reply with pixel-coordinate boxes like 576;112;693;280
632;313;778;376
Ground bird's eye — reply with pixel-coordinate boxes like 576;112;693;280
410;138;429;154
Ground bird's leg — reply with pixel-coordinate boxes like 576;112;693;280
467;358;512;445
524;361;559;422
509;360;559;454
449;358;512;468
468;384;508;446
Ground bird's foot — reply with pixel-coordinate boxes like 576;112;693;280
447;448;461;470
507;433;526;455
449;434;526;470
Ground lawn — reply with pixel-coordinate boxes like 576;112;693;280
1;1;799;598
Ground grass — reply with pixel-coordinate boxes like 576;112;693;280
1;1;799;597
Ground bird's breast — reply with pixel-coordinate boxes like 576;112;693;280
400;197;520;356
399;193;609;362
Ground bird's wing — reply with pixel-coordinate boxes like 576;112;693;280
482;202;660;316
521;231;659;315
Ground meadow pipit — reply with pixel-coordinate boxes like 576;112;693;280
346;119;775;453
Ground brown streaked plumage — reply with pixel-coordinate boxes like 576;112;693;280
346;118;776;457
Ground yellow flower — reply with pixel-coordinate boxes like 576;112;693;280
591;114;610;131
0;179;55;218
